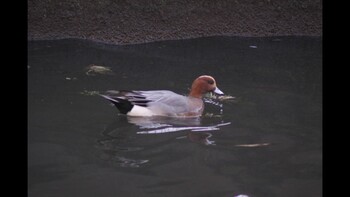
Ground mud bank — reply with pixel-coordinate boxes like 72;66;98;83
28;0;322;45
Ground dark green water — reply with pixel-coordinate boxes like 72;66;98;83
28;36;322;197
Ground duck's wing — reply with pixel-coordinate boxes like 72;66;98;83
136;90;187;105
137;90;199;115
100;90;190;115
101;90;152;107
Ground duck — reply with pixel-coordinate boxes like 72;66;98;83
100;75;224;117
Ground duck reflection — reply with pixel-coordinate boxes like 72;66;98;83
97;116;230;167
127;116;230;145
186;132;215;145
100;115;229;146
127;116;201;130
97;116;149;168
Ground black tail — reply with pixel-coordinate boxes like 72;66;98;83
100;94;133;114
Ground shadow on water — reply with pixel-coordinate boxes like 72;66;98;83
28;36;322;197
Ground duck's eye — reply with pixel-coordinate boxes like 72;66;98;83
207;80;214;85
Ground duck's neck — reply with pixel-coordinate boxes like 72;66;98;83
189;86;203;99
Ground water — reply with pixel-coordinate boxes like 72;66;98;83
28;36;322;197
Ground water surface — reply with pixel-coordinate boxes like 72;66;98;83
28;36;322;197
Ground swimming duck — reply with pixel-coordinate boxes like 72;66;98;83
100;75;224;117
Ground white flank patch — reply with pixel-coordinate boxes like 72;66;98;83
127;105;154;116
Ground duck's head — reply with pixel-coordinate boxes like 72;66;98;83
189;75;224;98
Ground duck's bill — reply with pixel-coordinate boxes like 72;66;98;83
214;87;224;95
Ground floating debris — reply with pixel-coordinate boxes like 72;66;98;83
204;92;217;99
85;64;115;76
79;90;100;96
204;92;236;101
249;45;257;48
65;77;77;80
218;95;236;101
204;98;223;108
235;143;270;147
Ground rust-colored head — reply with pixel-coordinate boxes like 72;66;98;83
189;75;224;98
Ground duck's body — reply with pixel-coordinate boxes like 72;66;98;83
101;90;204;117
100;75;223;117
